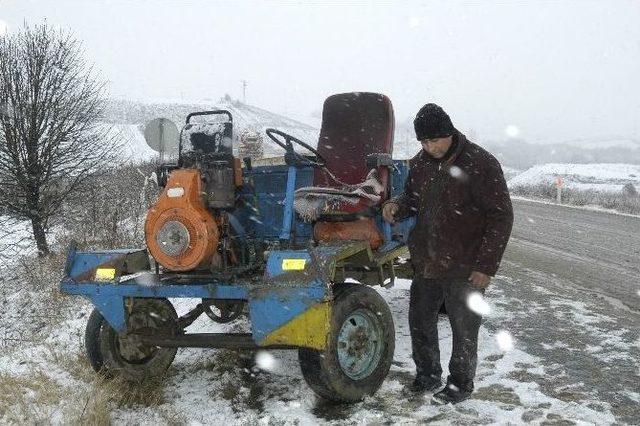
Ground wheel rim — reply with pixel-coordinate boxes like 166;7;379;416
336;308;384;380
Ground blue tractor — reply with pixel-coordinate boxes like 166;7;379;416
60;92;415;402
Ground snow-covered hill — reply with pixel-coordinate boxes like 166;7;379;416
508;163;640;193
104;97;320;163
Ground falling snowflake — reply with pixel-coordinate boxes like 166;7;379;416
409;17;421;28
255;350;277;372
467;292;491;315
496;330;514;351
449;165;464;179
505;125;520;138
248;215;263;224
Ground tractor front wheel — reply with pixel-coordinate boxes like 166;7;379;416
298;283;395;402
85;298;179;382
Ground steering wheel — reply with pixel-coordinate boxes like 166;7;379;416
265;128;326;167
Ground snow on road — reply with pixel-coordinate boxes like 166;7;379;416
0;275;621;424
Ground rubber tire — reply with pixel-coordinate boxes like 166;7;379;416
298;283;395;402
84;298;179;382
85;308;106;372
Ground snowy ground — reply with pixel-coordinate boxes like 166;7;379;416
0;272;627;424
1;201;638;424
0;216;37;261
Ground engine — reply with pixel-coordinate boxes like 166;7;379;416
144;111;242;272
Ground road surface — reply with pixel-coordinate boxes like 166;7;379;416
492;198;640;423
509;198;640;311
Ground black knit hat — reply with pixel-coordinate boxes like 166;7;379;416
414;103;455;140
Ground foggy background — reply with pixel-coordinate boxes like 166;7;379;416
2;0;640;159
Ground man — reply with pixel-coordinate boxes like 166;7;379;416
382;104;513;404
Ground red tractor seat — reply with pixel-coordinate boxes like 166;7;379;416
293;92;395;249
294;92;394;219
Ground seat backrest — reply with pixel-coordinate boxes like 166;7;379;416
313;93;394;200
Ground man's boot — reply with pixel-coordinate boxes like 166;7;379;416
407;374;442;393
432;381;472;404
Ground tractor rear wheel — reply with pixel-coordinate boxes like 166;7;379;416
85;298;179;382
298;283;395;402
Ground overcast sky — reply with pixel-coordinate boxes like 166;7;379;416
2;0;639;143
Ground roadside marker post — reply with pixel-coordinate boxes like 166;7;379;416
555;176;563;204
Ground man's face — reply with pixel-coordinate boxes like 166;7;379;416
420;136;453;159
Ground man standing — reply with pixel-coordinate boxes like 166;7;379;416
382;104;513;404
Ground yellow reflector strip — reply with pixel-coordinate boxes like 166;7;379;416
95;268;116;281
282;258;306;271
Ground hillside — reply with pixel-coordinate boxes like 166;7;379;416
104;97;319;162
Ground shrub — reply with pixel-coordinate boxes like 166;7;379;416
55;161;158;250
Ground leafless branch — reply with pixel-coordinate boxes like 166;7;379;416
0;22;121;255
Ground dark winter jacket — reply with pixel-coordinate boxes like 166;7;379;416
388;131;513;278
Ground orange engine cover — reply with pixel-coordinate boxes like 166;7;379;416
145;169;218;271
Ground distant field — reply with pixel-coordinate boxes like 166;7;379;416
509;183;640;215
508;163;640;193
508;163;640;215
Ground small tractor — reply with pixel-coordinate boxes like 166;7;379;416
60;92;415;402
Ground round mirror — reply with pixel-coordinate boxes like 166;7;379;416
144;118;179;157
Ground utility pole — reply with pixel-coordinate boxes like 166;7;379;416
241;80;248;103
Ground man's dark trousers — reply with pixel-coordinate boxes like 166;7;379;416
409;277;483;392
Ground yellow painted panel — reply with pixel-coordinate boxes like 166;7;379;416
282;258;306;270
262;302;330;350
95;268;116;281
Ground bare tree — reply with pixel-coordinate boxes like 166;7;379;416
0;23;118;256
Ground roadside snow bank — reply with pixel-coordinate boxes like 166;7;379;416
508;163;640;193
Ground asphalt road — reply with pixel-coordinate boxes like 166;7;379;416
508;198;640;311
493;198;640;423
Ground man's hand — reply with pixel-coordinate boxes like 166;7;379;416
382;202;399;223
468;271;491;288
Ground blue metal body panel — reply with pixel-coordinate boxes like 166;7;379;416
61;278;250;332
235;164;314;243
67;249;142;282
249;284;326;342
279;166;297;240
251;250;326;342
233;161;415;246
264;250;312;278
61;281;249;299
